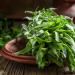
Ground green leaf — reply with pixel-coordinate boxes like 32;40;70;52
15;40;32;55
54;31;59;42
36;45;47;68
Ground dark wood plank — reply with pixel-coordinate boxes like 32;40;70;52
0;57;75;75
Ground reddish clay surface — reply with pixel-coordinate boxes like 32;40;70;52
1;37;36;64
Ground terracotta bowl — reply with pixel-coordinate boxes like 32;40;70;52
1;37;36;64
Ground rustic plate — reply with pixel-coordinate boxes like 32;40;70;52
1;37;36;64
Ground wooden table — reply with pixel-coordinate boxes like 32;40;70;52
0;57;75;75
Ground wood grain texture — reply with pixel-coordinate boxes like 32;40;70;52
0;57;75;75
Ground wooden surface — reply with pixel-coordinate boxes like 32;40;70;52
0;57;75;75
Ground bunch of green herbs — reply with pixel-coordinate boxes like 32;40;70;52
16;8;75;71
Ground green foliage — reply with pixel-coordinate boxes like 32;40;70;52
15;8;75;71
0;19;21;48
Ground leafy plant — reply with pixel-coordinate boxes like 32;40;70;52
15;8;75;71
0;19;21;48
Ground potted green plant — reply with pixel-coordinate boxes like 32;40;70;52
2;8;75;71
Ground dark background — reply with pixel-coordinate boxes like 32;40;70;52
0;0;53;19
0;0;74;19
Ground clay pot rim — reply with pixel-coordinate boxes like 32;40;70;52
3;39;35;58
1;38;36;64
1;37;50;64
1;50;36;64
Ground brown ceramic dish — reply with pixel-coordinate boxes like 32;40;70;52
1;37;36;64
